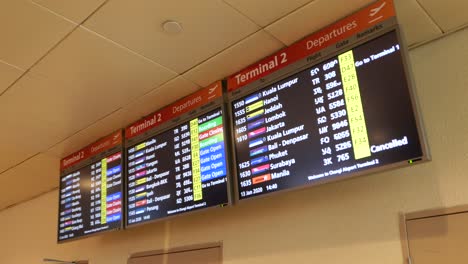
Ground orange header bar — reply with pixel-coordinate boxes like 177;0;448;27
125;81;223;139
227;0;395;91
60;130;123;171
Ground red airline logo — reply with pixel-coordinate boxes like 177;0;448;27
370;2;387;17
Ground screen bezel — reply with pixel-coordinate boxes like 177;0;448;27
123;102;233;229
57;145;124;244
227;24;430;203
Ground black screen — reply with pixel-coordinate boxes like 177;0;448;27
126;108;229;226
231;30;423;200
58;152;123;242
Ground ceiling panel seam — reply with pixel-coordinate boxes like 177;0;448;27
263;29;288;48
118;76;193;116
76;0;179;73
72;0;111;25
221;0;315;30
78;26;177;73
409;22;468;50
0;24;79;97
30;0;78;25
44;107;124;155
414;0;444;33
0;59;25;72
76;1;272;75
43;74;190;157
0;153;40;176
261;0;316;29
0;186;58;213
179;28;268;75
221;0;263;28
263;0;384;46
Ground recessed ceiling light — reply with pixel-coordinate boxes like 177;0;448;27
162;20;183;34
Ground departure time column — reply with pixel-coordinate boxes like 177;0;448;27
90;163;102;226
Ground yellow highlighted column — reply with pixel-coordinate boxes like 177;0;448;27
338;51;371;159
190;119;203;201
101;158;107;224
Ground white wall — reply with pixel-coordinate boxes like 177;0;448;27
1;27;468;264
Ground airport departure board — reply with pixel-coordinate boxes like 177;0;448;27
228;0;427;200
125;83;230;226
58;131;123;242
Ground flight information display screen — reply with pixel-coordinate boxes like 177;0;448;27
126;108;229;226
58;151;123;242
231;30;424;200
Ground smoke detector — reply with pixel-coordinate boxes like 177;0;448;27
162;20;183;34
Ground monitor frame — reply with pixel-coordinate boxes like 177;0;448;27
123;98;233;229
57;143;124;244
227;20;430;203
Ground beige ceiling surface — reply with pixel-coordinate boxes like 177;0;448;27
83;0;260;73
418;0;468;32
184;30;284;87
0;61;23;94
0;0;465;209
224;0;314;27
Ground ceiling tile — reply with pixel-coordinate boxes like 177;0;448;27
46;110;128;159
32;0;106;24
417;0;468;32
0;61;23;94
0;0;75;69
394;0;442;45
184;30;284;87
265;0;374;45
83;0;259;73
25;26;176;137
0;154;59;210
122;76;200;121
47;77;199;158
224;0;313;27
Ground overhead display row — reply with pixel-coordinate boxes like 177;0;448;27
57;0;428;243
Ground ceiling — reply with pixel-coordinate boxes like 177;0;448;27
0;0;466;210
